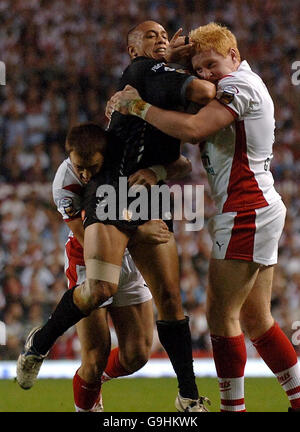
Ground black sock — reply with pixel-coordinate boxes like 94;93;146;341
156;316;199;399
32;287;87;355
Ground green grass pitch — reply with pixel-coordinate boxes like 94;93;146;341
0;377;288;412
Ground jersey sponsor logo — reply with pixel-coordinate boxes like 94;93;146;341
151;62;176;73
201;152;215;175
151;62;166;72
60;197;77;217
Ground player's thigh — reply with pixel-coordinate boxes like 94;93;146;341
84;222;129;265
240;265;274;338
76;307;110;357
207;258;260;317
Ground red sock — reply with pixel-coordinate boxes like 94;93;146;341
73;370;101;411
102;347;131;382
252;322;300;409
211;333;247;412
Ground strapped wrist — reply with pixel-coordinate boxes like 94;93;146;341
128;99;152;120
148;165;167;182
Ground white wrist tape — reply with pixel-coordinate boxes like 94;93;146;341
128;99;152;120
149;165;167;182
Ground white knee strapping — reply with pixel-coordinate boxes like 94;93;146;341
85;259;121;285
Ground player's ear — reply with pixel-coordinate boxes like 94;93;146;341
229;48;238;64
128;45;138;59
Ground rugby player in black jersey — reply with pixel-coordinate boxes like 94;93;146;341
17;21;215;412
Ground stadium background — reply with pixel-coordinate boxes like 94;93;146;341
0;0;299;371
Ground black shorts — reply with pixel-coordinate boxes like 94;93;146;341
83;174;174;233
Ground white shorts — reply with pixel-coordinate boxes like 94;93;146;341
64;247;152;308
208;200;286;266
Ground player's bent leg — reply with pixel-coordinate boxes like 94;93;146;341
108;300;153;375
73;223;130;314
241;265;300;410
73;308;111;412
207;259;260;412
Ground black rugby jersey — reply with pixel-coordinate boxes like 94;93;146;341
105;56;195;177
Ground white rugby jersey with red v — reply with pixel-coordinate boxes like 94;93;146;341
200;60;281;214
201;61;285;265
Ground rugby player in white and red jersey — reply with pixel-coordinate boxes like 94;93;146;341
17;122;190;411
109;22;300;412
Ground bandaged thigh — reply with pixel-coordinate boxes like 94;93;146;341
84;259;121;306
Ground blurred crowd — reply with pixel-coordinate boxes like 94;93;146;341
0;0;299;361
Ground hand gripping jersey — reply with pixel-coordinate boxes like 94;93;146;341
201;60;281;214
52;159;152;306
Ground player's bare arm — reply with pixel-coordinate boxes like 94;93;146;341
109;85;234;143
143;98;234;143
105;78;216;121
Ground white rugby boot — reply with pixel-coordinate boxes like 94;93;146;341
16;327;48;390
175;393;211;412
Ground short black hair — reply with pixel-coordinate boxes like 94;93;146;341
65;122;107;160
127;23;140;46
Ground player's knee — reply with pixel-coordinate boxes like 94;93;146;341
240;310;272;339
81;351;108;381
157;285;183;318
88;279;117;306
121;344;150;373
206;301;238;329
76;280;117;313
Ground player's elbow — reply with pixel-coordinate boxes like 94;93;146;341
188;80;216;106
199;82;216;105
205;83;217;103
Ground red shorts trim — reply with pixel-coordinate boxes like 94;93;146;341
225;210;256;261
